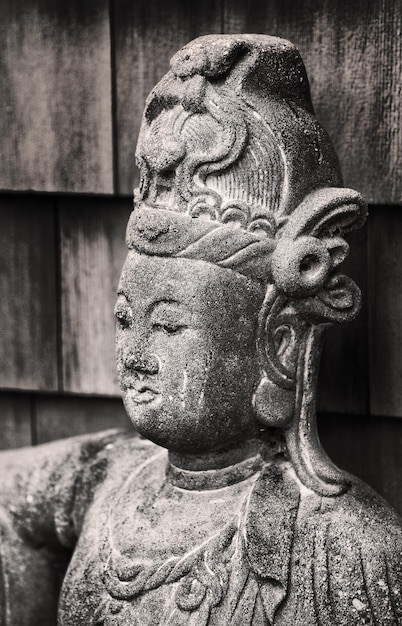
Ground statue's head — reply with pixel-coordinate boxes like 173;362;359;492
116;35;367;495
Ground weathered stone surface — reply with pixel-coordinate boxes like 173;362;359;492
0;34;401;625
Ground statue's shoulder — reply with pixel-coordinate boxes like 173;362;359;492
70;427;161;471
61;428;163;520
0;429;161;547
86;428;163;475
248;464;402;624
292;475;402;624
0;427;160;497
321;474;402;557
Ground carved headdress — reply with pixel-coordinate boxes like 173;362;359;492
127;34;367;496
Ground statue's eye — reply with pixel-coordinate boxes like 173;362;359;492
150;301;191;335
153;321;185;335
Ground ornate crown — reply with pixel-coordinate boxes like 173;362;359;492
127;34;367;325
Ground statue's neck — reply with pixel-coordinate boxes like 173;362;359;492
167;438;268;490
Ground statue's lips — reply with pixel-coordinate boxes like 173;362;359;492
123;384;160;404
129;390;157;404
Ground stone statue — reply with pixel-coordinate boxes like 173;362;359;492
0;34;401;626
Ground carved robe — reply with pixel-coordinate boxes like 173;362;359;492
0;430;401;625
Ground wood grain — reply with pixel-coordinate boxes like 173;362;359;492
0;0;113;193
113;0;222;195
317;224;369;414
0;393;32;449
319;412;402;516
36;394;131;443
0;195;58;391
59;197;131;394
224;0;402;204
369;207;402;417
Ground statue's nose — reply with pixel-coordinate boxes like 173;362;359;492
124;351;159;376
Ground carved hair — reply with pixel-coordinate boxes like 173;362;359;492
128;34;367;496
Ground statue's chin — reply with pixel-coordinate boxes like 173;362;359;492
122;390;256;455
122;391;168;446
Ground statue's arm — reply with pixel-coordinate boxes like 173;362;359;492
0;429;126;626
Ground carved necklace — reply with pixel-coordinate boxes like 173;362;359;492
94;453;264;625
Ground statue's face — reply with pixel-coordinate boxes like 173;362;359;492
115;251;265;454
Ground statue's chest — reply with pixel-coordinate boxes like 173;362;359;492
110;470;237;561
59;454;254;626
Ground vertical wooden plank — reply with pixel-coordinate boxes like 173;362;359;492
369;207;402;417
0;196;58;391
224;0;402;204
113;0;223;195
317;225;369;414
0;0;113;193
60;197;131;394
0;393;32;450
36;395;131;443
318;412;402;515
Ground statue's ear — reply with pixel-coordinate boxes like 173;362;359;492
253;287;300;429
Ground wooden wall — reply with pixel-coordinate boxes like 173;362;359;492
0;0;401;512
